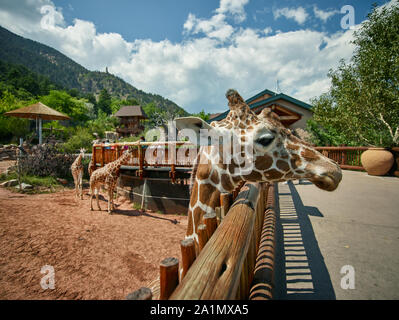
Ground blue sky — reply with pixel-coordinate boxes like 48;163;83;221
0;0;393;113
55;0;385;43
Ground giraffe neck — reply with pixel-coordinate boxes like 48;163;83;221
186;146;243;242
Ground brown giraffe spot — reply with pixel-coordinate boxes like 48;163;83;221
232;175;243;184
220;174;235;191
295;169;305;174
192;207;206;232
255;155;273;170
210;170;219;185
243;170;262;181
276;160;290;172
286;143;300;151
284;172;294;179
264;169;283;180
239;122;246;129
196;164;211;180
199;183;220;207
290;154;302;169
190;182;198;207
301;149;320;162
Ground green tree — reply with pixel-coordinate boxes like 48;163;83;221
310;3;399;147
0;90;30;142
192;109;210;121
40;90;89;122
97;88;112;115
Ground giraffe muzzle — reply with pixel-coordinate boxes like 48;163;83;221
309;167;342;191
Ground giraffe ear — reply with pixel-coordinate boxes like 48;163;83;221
259;108;283;126
175;116;223;146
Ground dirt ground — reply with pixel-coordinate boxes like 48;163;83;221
0;184;187;299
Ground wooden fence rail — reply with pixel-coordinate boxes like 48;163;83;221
128;182;277;300
315;146;369;171
93;143;369;174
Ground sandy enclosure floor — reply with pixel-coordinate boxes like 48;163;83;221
0;187;187;299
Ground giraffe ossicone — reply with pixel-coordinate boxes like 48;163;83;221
175;89;342;247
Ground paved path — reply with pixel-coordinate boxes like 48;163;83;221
274;170;399;300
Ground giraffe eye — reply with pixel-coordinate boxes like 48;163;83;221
255;133;275;148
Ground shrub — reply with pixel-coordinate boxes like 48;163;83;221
19;142;75;179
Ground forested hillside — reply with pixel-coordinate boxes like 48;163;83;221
0;25;187;116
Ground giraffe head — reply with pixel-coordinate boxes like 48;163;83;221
177;89;342;191
79;148;86;158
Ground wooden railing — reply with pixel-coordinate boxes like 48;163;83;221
93;143;369;173
128;182;277;300
315;146;369;171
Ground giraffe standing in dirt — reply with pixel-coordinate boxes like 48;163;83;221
176;89;342;249
89;149;132;213
71;148;85;200
88;155;96;177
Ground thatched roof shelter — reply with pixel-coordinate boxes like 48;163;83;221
4;102;70;144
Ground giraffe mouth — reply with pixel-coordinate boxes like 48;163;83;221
309;171;342;192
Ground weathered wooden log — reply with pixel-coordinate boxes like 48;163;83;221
160;257;179;300
180;239;196;280
126;287;152;300
170;182;261;300
249;183;276;300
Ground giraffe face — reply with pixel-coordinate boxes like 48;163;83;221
212;89;342;191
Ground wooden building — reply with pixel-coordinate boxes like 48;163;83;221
114;105;148;137
209;89;313;129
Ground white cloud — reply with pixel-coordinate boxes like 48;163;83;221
313;6;339;22
183;13;234;41
216;0;249;23
273;6;309;25
0;0;360;114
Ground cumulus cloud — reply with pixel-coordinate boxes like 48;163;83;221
313;6;339;22
273;6;309;25
216;0;249;23
0;0;359;113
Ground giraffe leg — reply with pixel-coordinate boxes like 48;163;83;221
96;186;101;211
107;187;112;214
79;171;83;200
90;184;94;211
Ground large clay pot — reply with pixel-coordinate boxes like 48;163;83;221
361;147;394;176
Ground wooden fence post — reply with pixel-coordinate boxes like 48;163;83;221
203;212;217;239
160;257;179;300
180;239;196;280
197;224;209;252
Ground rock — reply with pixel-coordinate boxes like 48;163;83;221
0;179;18;187
15;183;33;190
56;178;68;185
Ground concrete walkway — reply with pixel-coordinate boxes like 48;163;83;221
273;170;399;300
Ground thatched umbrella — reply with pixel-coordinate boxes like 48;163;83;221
4;102;70;144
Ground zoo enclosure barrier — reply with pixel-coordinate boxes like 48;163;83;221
128;182;277;300
314;146;369;171
92;143;370;173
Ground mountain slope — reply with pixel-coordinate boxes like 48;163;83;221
0;25;187;115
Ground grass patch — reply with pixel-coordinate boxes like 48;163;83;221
0;171;65;193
